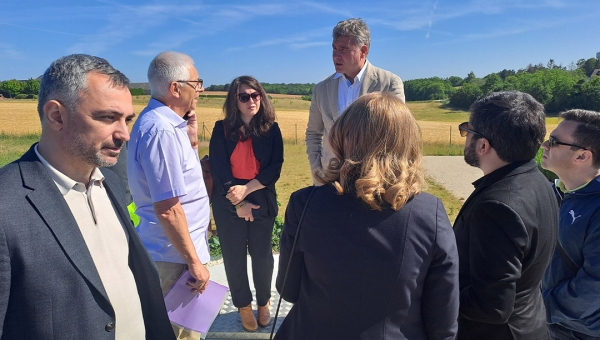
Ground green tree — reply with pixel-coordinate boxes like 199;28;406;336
23;78;40;95
581;58;600;77
449;83;483;110
0;79;24;98
580;77;600;111
448;76;463;87
464;71;476;84
481;74;504;94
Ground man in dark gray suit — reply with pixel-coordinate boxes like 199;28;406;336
306;18;405;183
454;91;559;339
0;54;174;339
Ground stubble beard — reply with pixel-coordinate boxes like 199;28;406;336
66;128;122;168
464;138;480;168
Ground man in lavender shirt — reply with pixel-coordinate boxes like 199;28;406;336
128;51;210;339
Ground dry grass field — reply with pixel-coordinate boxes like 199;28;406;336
0;98;559;144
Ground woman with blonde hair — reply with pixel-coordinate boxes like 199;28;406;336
275;92;459;339
209;76;283;332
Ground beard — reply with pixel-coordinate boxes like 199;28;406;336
464;138;480;168
65;128;123;168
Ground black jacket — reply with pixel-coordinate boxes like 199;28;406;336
454;160;558;340
276;185;459;340
209;120;284;218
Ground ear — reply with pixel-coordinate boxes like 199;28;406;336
43;100;67;132
170;82;181;98
574;149;593;165
360;44;369;58
476;138;493;155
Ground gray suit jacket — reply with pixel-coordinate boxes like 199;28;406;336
305;61;405;181
0;144;175;340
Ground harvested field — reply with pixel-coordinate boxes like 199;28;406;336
0;99;558;143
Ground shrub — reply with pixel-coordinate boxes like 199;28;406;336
14;94;28;99
129;88;146;96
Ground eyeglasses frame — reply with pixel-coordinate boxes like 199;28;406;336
458;122;493;147
547;135;588;151
176;79;203;90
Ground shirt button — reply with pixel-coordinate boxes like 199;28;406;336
105;322;115;332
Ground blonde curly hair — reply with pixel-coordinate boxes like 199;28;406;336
318;92;424;211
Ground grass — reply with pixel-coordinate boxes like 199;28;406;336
0;132;39;166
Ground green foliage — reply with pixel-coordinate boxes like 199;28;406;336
301;94;312;101
129;88;145;96
535;148;558;182
14;94;28;99
208;235;221;257
443;59;599;114
404;77;456;101
207;82;315;95
0;79;24;98
448;76;463;87
271;216;284;252
448;83;483;110
24;78;40;95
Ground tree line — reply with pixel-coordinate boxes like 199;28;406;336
206;82;315;96
405;57;600;113
0;78;40;98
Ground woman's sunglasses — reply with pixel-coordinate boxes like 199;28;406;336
238;92;261;103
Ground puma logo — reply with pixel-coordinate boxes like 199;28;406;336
569;210;582;224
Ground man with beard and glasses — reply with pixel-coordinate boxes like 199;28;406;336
453;90;558;340
128;51;209;340
0;54;174;339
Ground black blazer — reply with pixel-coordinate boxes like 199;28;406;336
275;185;459;340
453;160;558;340
209;120;284;218
0;145;175;340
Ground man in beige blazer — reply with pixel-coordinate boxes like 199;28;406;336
306;18;405;183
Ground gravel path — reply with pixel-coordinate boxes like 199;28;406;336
422;156;482;201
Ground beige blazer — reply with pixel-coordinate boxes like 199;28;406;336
305;61;405;183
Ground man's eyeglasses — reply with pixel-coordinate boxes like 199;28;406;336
176;79;203;90
238;92;261;103
547;135;588;150
458;122;493;146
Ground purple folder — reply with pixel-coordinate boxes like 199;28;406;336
164;270;229;338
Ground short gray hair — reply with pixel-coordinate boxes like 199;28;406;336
147;51;195;100
37;54;129;120
333;18;371;49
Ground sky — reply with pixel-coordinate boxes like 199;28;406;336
1;0;599;86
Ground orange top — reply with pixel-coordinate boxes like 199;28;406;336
230;136;260;180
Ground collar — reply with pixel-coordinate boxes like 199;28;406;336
333;60;369;84
472;159;535;190
556;178;593;194
147;98;187;129
34;144;104;195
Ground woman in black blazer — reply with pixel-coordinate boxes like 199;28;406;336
275;92;459;339
209;76;283;332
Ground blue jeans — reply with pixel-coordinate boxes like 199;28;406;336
549;324;600;340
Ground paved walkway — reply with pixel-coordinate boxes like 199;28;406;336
422;155;482;201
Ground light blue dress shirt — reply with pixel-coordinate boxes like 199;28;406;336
128;98;211;264
333;60;369;115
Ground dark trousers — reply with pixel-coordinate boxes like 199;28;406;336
549;324;600;340
213;203;274;308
